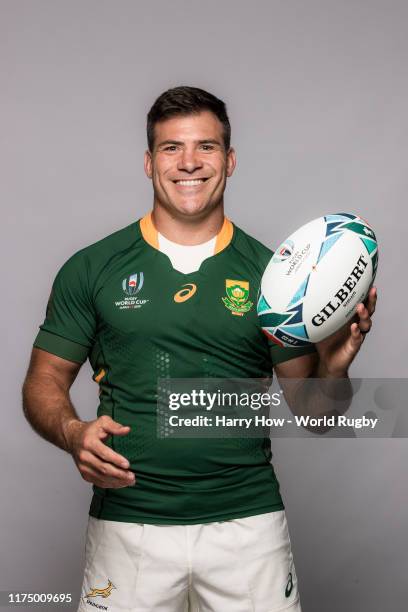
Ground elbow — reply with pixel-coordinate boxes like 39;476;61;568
21;377;31;420
21;374;37;423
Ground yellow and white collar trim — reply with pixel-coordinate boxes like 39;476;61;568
140;212;234;255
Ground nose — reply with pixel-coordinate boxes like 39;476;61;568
177;147;203;173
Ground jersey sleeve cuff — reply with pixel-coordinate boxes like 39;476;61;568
33;329;89;363
270;343;317;366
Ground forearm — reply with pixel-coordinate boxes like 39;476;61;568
23;366;134;489
287;362;353;435
300;374;352;416
22;373;82;453
280;360;353;435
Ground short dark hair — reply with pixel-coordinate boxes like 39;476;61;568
147;86;231;152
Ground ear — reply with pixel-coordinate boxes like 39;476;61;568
226;147;236;177
144;150;153;179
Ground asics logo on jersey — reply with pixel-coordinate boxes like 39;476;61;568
85;578;116;599
174;283;197;303
122;272;144;296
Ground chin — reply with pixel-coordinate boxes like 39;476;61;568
172;200;214;218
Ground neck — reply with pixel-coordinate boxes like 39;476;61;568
151;202;225;246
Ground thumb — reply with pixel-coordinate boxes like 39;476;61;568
98;416;131;437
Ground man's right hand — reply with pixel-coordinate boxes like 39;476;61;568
65;415;136;489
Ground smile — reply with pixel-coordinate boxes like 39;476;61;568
173;179;209;186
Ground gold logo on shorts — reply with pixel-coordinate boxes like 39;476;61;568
85;579;116;599
174;283;197;303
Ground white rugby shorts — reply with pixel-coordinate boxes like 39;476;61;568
77;510;301;612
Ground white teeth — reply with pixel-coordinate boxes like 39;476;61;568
176;179;205;186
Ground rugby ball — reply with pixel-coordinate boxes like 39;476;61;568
258;213;378;347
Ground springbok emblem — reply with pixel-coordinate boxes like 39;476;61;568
85;579;116;599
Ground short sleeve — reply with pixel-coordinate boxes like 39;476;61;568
34;252;96;363
269;342;317;367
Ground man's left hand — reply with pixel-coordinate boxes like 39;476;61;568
315;286;377;377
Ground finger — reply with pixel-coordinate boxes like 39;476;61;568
97;416;131;437
92;439;130;469
81;464;135;489
82;424;130;468
364;286;377;316
92;458;136;484
355;303;372;334
79;451;135;484
350;321;365;347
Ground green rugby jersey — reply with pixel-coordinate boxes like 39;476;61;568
34;213;315;525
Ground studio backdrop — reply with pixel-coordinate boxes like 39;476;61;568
1;1;407;611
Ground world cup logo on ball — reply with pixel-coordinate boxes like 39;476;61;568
274;239;295;262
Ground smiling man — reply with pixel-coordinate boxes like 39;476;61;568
146;109;232;221
23;86;376;612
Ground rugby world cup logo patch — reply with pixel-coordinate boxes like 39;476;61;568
115;272;149;310
122;272;144;296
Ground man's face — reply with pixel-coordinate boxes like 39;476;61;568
144;111;236;219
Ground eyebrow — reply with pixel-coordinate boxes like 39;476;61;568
197;139;222;145
156;138;222;148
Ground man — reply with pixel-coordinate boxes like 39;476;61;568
23;86;376;612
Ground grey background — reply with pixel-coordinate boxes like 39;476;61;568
1;0;407;610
